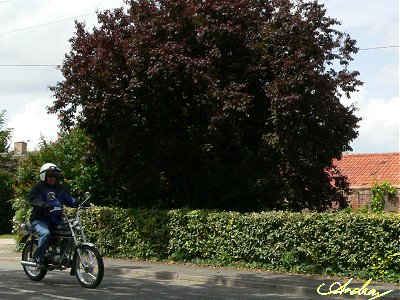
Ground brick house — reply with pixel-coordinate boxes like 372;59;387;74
333;153;400;211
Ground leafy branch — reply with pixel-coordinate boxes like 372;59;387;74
371;180;397;213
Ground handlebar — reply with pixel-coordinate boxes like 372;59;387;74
45;191;93;224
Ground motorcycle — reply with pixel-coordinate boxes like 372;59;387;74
19;192;104;288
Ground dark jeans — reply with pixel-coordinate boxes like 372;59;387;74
31;220;51;261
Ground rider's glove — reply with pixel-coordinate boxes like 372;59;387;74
37;202;53;210
39;202;54;211
45;203;54;211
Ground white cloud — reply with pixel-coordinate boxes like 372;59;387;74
342;88;400;153
360;96;399;133
1;0;123;150
7;98;59;151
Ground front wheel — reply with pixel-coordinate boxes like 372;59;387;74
73;245;104;288
22;240;47;281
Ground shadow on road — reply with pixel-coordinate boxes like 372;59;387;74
0;269;302;300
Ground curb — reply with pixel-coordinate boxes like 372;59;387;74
106;267;317;297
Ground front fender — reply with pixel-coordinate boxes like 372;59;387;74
81;242;96;248
75;242;99;252
73;242;101;262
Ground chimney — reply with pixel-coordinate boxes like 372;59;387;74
14;141;28;156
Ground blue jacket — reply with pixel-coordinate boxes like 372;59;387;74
29;181;79;227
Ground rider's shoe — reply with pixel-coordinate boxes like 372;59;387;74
70;267;76;276
36;258;45;270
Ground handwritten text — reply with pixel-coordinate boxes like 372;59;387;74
317;278;393;300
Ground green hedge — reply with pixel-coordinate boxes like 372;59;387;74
80;208;400;283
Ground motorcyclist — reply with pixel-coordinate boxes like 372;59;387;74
29;163;79;269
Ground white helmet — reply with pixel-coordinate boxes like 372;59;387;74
39;163;61;182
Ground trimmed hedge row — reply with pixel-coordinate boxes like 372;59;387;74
80;208;400;282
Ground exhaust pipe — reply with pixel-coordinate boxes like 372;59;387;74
21;261;37;267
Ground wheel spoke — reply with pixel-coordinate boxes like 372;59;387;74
85;272;96;280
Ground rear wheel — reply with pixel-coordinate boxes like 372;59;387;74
73;245;104;288
22;241;47;281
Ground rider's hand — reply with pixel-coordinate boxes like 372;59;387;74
37;202;51;210
45;203;54;211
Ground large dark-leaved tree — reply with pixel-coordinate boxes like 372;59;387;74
50;0;361;211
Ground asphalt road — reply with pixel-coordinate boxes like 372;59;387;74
0;266;311;300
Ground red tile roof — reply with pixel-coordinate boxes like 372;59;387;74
333;153;400;187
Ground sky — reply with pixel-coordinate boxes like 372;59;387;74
0;0;399;154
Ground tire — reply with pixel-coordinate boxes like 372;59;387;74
22;241;47;281
73;245;104;288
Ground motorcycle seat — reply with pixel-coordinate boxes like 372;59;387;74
51;224;72;237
